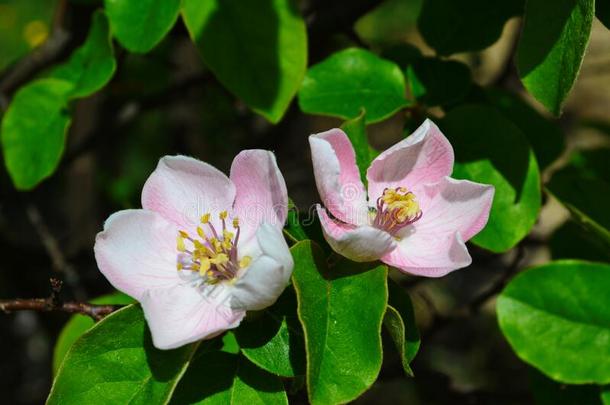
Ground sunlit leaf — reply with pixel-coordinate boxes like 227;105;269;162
517;0;594;115
498;260;610;384
298;48;409;123
291;240;387;405
104;0;181;53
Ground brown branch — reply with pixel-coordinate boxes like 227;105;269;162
0;278;122;321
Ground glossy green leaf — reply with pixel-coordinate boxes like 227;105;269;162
182;0;307;123
354;0;423;46
484;89;565;170
517;0;594;115
105;0;180;53
441;104;541;252
418;0;524;55
1;78;72;190
529;369;603;405
52;292;135;375
48;305;199;404
497;260;610;384
547;166;610;248
235;287;305;377
603;387;610;405
298;48;409;123
51;11;115;98
171;347;288;405
384;280;420;377
406;58;472;106
291;240;388;405
341;109;376;184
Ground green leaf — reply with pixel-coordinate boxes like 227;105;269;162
298;48;409;123
484;88;565;170
529;369;603;405
440;104;541;252
341;109;376;184
182;0;307;123
291;240;388;405
547;166;610;248
603;386;610;405
52;292;135;375
235;287;305;377
517;0;594;115
384;279;420;377
171;348;288;404
104;0;181;53
48;305;199;404
284;198;309;244
1;78;73;190
406;58;472;106
354;0;424;46
497;260;610;384
418;0;524;55
51;11;116;98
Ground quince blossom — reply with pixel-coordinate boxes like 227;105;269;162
310;119;494;277
94;152;293;349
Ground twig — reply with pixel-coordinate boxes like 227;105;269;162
25;203;85;300
0;278;121;321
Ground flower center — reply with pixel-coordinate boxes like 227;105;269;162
370;187;422;236
175;211;251;284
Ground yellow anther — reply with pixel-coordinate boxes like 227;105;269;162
196;226;205;238
200;213;211;224
199;258;211;276
179;230;189;239
219;210;228;220
212;253;229;263
223;230;234;241
382;188;420;222
177;236;186;252
223;240;233;250
210;238;222;253
239;256;252;269
233;217;239;228
177;262;183;271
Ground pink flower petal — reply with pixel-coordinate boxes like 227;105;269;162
230;150;288;242
141;155;236;231
94;210;181;300
141;284;245;350
310;129;368;226
382;176;494;277
367;119;454;202
415;176;495;241
382;232;471;277
317;205;395;262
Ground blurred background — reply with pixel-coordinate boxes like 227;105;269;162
1;0;609;403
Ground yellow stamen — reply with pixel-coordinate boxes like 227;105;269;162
382;188;420;222
239;256;252;269
199;258;211;276
196;226;205;239
233;217;239;228
179;230;189;239
219;210;228;220
177;236;186;252
201;213;211;224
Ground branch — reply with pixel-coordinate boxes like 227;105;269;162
0;278;122;321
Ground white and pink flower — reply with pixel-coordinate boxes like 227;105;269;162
94;151;293;349
310;119;494;277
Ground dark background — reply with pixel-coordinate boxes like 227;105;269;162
1;0;610;403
